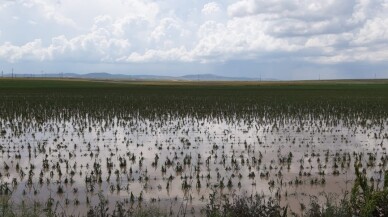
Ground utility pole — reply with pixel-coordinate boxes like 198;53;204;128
12;68;14;78
1;70;3;78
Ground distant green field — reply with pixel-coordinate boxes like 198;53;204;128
1;77;388;88
0;78;387;123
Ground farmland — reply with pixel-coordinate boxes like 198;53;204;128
0;78;388;216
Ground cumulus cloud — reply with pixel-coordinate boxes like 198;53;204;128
0;40;48;62
150;18;184;43
47;30;131;62
227;0;353;19
353;17;388;45
21;0;78;27
0;16;132;62
191;18;299;62
202;2;221;15
125;46;191;62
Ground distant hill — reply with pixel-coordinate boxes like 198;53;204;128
3;72;265;81
180;74;258;81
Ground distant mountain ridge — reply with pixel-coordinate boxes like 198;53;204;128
2;72;267;81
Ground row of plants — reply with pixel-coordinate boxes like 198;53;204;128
1;168;387;217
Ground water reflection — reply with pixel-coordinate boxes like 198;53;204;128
1;114;387;216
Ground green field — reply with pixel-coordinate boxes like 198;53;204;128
1;78;388;121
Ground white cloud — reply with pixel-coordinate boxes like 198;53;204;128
24;0;78;27
202;2;221;15
125;46;191;62
308;45;388;64
227;0;258;17
227;0;354;19
51;30;131;62
0;1;14;10
0;16;132;63
150;18;183;42
353;17;388;45
0;39;48;62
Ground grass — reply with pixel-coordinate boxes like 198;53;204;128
2;169;387;216
1;78;388;123
0;196;43;217
203;168;388;217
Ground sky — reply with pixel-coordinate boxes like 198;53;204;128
0;0;388;80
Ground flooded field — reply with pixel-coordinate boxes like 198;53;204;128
1;79;388;216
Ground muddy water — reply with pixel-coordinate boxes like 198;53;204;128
0;116;387;216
